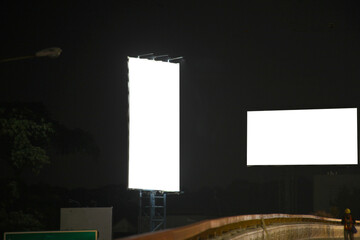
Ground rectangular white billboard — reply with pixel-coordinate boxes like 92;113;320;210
247;108;358;166
128;57;180;192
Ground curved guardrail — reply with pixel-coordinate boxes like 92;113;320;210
117;214;360;240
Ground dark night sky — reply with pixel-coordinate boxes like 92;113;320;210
1;0;360;192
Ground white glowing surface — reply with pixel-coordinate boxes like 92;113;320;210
128;57;179;191
247;108;358;166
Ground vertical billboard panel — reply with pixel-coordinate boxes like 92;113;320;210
128;57;180;192
247;108;358;166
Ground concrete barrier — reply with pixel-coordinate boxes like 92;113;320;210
117;214;359;240
219;223;345;240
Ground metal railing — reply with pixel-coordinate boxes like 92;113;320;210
117;213;359;240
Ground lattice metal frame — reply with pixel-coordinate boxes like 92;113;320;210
138;190;167;233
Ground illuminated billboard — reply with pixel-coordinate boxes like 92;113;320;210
128;57;180;192
247;108;358;166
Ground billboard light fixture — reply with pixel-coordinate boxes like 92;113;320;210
150;55;168;60
134;54;184;63
168;56;183;62
137;53;154;58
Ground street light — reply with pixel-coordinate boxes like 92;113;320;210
0;47;62;63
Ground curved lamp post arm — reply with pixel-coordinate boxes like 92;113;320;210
35;47;62;58
0;55;35;63
0;47;62;63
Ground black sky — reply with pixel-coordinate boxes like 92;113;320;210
1;0;360;191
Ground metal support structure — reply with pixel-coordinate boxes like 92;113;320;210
138;190;167;233
138;190;142;233
278;174;298;214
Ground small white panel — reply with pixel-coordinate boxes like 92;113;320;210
60;207;112;240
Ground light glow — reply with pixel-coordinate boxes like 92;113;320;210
247;108;358;166
128;57;180;191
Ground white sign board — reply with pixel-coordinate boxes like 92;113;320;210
128;57;180;192
60;207;112;240
247;108;358;166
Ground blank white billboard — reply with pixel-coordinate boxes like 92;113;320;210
128;57;180;192
247;108;358;166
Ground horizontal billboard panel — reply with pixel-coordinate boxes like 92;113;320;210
247;108;358;166
128;57;180;192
